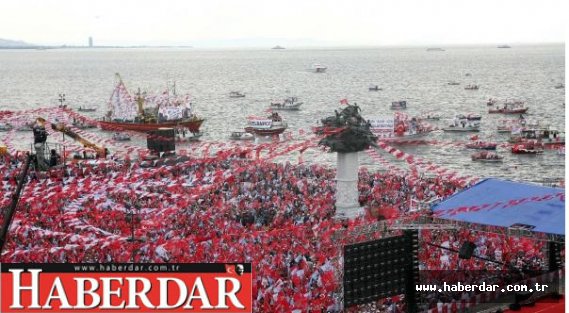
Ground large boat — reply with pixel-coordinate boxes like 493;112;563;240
509;128;564;146
98;74;204;133
244;112;288;136
372;113;433;144
471;151;503;162
270;97;303;110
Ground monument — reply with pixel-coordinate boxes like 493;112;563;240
318;103;377;218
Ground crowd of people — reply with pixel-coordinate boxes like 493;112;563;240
0;148;555;312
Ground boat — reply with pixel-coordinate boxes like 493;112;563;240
390;101;407;110
270;97;303;111
229;91;246;98
487;98;497;106
443;119;480;132
447;81;460;86
511;142;544;154
489;103;528;114
78;106;97;112
509;128;564;146
554;83;564;89
464;84;479;90
455;113;482;121
229;131;254;141
465;141;497;150
373;113;433;144
98;74;204;133
422;112;442;120
369;85;382;91
72;119;97;129
471;151;503;162
310;64;327;73
426;48;445;51
497;45;511;48
271;45;285;50
0;123;13;132
112;132;131;141
244;112;288;136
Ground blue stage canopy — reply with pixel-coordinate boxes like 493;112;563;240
432;178;565;235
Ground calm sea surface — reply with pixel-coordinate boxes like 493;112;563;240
0;45;565;183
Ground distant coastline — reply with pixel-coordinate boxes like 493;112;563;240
0;45;194;50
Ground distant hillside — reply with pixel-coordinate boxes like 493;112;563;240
0;38;34;48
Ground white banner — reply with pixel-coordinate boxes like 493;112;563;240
249;119;273;129
159;106;184;121
369;117;394;138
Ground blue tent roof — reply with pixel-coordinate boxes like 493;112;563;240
432;178;565;235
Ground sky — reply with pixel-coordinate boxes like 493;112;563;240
0;0;566;47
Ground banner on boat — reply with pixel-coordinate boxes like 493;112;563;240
1;263;252;312
159;106;184;121
249;120;272;129
369;117;394;138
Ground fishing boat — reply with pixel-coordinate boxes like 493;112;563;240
511;142;544;154
0;123;13;132
509;128;564;146
471;151;503;162
310;64;327;73
447;81;460;86
229;131;254;141
374;114;433;144
78;106;97;112
98;74;204;133
244;112;288;136
554;83;564;89
390;101;407;110
271;45;285;50
369;85;382;91
270;97;303;110
72;119;97;129
112;132;131;141
229;91;246;98
464;84;479;90
497;45;511;48
465;141;497;150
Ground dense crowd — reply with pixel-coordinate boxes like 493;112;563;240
0;151;554;312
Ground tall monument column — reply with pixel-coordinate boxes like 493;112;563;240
335;151;363;218
317;102;377;219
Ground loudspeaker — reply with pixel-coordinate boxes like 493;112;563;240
548;241;562;271
458;241;476;259
147;128;175;152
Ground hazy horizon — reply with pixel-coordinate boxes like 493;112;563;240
1;0;566;48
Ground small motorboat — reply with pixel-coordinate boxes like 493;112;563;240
112;132;131;141
390;101;407;110
464;84;479;90
229;91;246;98
0;123;13;132
310;63;327;73
369;85;382;91
78;106;97;112
487;98;497;106
554;83;564;89
511;142;544;154
489;106;529;114
72;120;97;129
447;81;460;86
229;131;254;141
472;151;503;162
443;119;480;132
455;113;482;121
465;141;497;150
422;112;442;120
270;97;303;110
